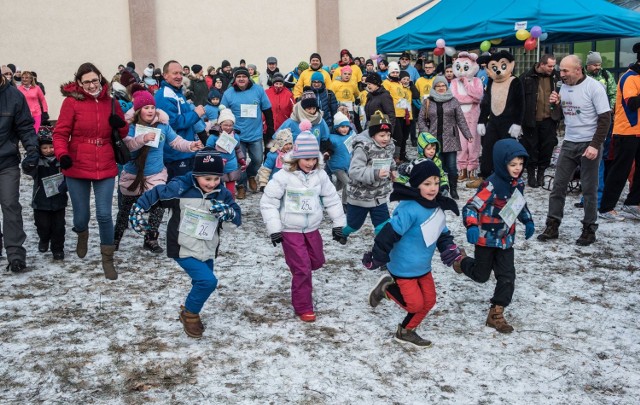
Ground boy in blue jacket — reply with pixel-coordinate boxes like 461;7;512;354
129;148;241;338
457;139;535;333
327;111;355;202
362;159;462;348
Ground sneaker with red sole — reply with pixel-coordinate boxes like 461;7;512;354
299;312;316;322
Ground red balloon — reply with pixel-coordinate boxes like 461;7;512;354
524;37;537;51
433;47;445;56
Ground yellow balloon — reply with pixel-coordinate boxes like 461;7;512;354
490;38;502;45
516;29;531;41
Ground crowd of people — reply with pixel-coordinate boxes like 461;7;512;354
0;43;638;344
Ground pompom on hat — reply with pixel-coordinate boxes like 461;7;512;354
292;121;320;159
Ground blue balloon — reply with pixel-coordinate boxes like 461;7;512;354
539;32;549;41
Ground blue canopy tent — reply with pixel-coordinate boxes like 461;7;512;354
376;0;640;53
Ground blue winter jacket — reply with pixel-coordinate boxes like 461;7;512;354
123;122;180;176
155;81;199;163
278;118;330;142
327;130;354;173
205;133;241;174
311;84;338;128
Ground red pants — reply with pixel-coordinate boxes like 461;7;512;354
225;181;236;199
281;230;325;315
386;272;436;330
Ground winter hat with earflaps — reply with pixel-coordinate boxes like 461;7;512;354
292;120;319;159
271;128;293;152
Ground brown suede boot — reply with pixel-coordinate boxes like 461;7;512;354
248;176;258;192
75;229;89;258
458;168;468;181
100;245;118;280
466;177;484;189
179;305;204;338
486;305;514;333
236;185;246;200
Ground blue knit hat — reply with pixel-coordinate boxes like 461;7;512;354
292;121;319;159
311;71;324;83
208;88;222;100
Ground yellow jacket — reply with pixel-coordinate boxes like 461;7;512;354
383;79;411;118
329;80;360;104
293;69;333;99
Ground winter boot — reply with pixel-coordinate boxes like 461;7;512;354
576;223;598;246
75;229;89;258
527;167;538;188
458;168;468;181
38;240;49;253
537;166;547;188
466;176;484;189
394;324;433;348
299;312;316;322
248;176;258;192
236;185;246;200
100;244;118;280
448;174;459;199
179;305;204;338
368;275;394;307
143;231;164;253
452;248;467;274
486;305;514;333
537;218;560;241
467;169;479;180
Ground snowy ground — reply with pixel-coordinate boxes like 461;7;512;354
1;148;639;404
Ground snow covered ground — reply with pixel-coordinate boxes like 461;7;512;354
1;155;639;404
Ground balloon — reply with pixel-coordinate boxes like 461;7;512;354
436;38;446;48
480;41;492;52
524;37;538;51
516;29;531;41
433;47;445;56
539;32;549;41
530;26;542;38
490;38;502;45
445;46;457;57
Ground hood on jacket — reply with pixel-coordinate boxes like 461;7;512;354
417;132;440;159
60;80;109;101
487;138;529;198
125;107;170;125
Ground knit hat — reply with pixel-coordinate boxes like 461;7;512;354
330;63;339;71
586;51;602;66
292;121;320;159
365;72;382;86
191;64;203;74
143;67;154;78
311;71;324;83
271;72;284;83
267;56;278;65
365;59;374;66
340;49;352;58
310;53;322;62
132;90;155;111
38;126;53;146
400;51;411;60
239;59;246;65
271;128;294;152
153;68;162;78
233;66;249;79
298;61;309;71
208;88;222;100
408;159;441;188
300;90;318;109
388;62;400;74
368;110;392;135
193;148;224;176
399;70;410;80
120;70;136;87
218;108;235;124
341;65;352;74
247;64;257;72
221;60;231;69
127;61;136;69
333;111;350;128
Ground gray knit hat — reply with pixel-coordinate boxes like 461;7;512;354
586;51;602;66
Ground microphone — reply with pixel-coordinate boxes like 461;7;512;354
550;81;562;111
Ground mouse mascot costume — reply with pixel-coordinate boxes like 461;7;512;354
450;51;484;182
468;50;524;188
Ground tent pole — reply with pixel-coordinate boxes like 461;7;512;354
537;40;541;60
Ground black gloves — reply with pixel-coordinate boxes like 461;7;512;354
109;114;126;129
197;130;209;144
332;227;347;245
59;155;73;169
21;153;39;174
270;233;283;247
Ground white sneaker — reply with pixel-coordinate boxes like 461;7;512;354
621;205;640;220
599;210;625;221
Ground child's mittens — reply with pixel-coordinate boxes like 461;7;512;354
440;244;462;267
210;201;236;222
332;227;347;245
59;155;73;169
129;203;150;235
361;251;383;270
270;232;283;247
466;226;480;244
525;221;535;240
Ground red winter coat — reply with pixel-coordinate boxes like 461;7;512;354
264;86;294;134
53;81;128;180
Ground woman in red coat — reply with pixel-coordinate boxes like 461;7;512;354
52;62;128;280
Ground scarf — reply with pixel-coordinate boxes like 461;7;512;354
390;183;459;215
429;88;453;103
290;102;323;125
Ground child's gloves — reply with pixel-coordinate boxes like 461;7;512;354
270;232;283;247
238;158;247;172
129;203;150;235
361;251;384;270
210;201;236;222
332;227;347;245
109;114;127;129
59;155;73;169
440;244;462;267
466;226;480;244
525;221;535;240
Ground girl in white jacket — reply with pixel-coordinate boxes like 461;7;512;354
260;120;347;323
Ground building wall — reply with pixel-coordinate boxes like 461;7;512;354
0;0;426;119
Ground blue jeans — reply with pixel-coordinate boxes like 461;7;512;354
66;177;116;245
440;151;458;178
344;203;390;237
175;257;217;314
239;140;264;186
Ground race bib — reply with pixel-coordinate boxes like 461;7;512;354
135;124;163;148
179;206;218;240
42;173;64;197
499;189;526;227
372;158;392;171
284;188;318;214
344;134;355;154
240;104;258;118
420;208;446;247
216;133;238;153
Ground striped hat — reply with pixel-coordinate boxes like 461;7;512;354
292;120;319;158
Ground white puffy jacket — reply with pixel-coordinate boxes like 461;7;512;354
260;162;346;235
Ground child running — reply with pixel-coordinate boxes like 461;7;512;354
456;138;535;333
129;148;241;338
205;108;246;198
260;122;347;323
256;128;293;191
363;159;462;348
327;111;355;202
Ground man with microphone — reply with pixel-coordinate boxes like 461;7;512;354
519;54;562;188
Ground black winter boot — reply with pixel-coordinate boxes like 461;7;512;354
537;217;560;241
448;174;459;200
537;166;547;188
576;223;598;246
143;231;164;253
527;167;538;188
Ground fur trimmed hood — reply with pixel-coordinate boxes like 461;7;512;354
60;80;110;101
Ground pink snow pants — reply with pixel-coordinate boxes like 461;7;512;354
282;230;325;315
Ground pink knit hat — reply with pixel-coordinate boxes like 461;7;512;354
133;90;155;111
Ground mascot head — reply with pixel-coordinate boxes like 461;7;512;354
453;51;479;79
487;50;515;83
